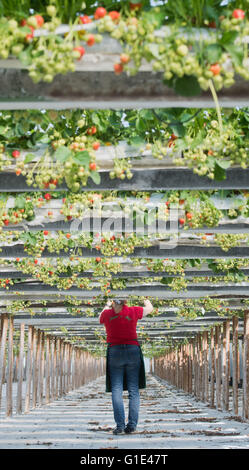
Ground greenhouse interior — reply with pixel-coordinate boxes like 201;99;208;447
0;0;249;456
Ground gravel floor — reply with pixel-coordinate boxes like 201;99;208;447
0;373;249;450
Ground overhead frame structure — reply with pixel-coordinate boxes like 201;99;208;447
0;21;249;357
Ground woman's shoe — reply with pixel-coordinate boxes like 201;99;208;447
124;425;136;434
113;427;125;435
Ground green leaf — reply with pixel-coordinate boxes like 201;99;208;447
173;75;202;97
170;123;185;138
214;162;227;180
215;159;231;170
54;146;72;162
205;44;222;64
38;134;50;144
89;171;101;185
223;44;243;67
139;110;154;121
24;153;35;164
160;277;173;285
136;117;147;132
190;130;204;149
15;196;26;209
0;125;7;135
145;43;160;59
143;9;165;28
18;48;32;66
73;150;90;166
219;30;239;46
129;136;146;147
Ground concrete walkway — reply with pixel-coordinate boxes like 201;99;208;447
0;374;249;449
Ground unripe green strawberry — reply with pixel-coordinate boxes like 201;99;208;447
8;19;18;31
176;44;188;56
46;5;56;16
77;119;85;128
11;44;24;55
27;16;39;29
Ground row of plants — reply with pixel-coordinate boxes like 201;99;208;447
0;107;249;187
1;188;249;229
1;255;249;293
1;2;249;96
3;293;246;358
0;228;248;259
4;292;247;321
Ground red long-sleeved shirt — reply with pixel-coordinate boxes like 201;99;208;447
99;305;143;346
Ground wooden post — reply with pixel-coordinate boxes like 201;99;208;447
45;335;51;404
194;335;198;397
0;314;8;411
6;316;14;417
222;320;230;411
54;337;59;399
59;339;63;397
16;323;25;414
176;346;180;389
67;343;70;389
33;329;41;409
62;341;66;395
39;331;45;405
215;325;222;410
188;341;193;394
50;337;55;401
203;331;209;403
210;328;215;407
25;326;33;413
179;345;183;390
243;311;249;419
71;346;75;390
68;344;72;391
197;333;202;401
232;316;239;415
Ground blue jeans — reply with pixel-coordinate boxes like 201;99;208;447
108;344;141;429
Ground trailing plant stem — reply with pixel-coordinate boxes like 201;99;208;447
208;79;223;133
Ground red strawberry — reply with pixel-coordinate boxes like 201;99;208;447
120;53;130;64
92;142;100;150
73;46;85;59
87;126;97;135
232;9;245;19
108;11;120;21
89;162;97;171
114;63;123;75
94;7;107;19
210;63;221;75
87;34;95;46
35;15;44;27
79;15;92;24
12;150;20;158
129;2;142;10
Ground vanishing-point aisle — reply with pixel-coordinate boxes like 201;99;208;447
0;374;249;450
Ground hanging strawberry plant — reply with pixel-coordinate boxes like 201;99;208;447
0;108;249;188
0;1;248;97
